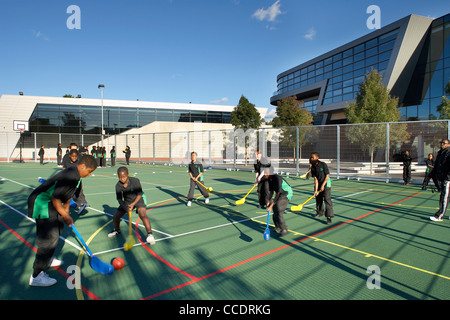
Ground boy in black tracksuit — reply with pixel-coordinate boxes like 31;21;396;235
28;155;97;287
402;150;412;185
310;152;334;224
254;150;270;208
186;152;209;206
62;149;88;214
110;146;116;167
123;146;131;165
38;145;45;165
108;166;155;245
56;144;62;167
422;153;438;191
430;139;450;221
265;166;293;237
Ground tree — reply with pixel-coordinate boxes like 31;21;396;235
272;96;314;161
230;95;263;165
345;69;409;174
437;82;450;119
231;95;263;129
272;96;313;127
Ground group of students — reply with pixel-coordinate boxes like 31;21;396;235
28;142;152;287
56;143;118;168
28;142;334;287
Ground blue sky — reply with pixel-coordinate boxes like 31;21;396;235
0;0;448;120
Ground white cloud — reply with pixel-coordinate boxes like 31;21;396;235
32;30;50;41
264;108;277;120
304;27;316;40
252;0;283;22
210;97;228;104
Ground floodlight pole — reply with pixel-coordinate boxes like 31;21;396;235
98;84;105;147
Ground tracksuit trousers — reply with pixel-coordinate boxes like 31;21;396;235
435;180;450;220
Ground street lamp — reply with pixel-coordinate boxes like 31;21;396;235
98;84;105;147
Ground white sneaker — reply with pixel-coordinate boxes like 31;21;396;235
146;233;156;245
430;216;443;222
187;201;192;207
29;271;57;287
48;258;64;268
108;229;121;238
205;198;209;204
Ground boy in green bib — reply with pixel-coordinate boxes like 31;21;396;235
310;152;334;224
265;166;293;237
28;155;97;287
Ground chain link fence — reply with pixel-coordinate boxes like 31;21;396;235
1;119;448;184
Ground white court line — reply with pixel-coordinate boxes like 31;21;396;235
0;176;34;189
1;174;372;256
0;175;173;245
93;189;373;256
0;198;172;255
86;206;173;237
0;199;84;253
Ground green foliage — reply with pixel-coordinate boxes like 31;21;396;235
272;96;315;155
437;82;450;119
272;96;313;127
231;95;263;129
345;69;400;124
344;69;409;174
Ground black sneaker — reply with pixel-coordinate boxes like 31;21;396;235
279;230;289;237
77;203;88;215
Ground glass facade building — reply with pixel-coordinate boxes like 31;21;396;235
29;104;233;134
271;13;450;125
402;14;450;121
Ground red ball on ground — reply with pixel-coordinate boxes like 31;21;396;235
112;257;125;270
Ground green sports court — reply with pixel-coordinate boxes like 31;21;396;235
0;161;449;301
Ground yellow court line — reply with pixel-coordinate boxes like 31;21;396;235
250;217;450;281
291;230;450;281
75;220;113;300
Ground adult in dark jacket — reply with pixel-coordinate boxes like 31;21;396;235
38;145;45;165
123;146;131;165
56;144;62;167
402;150;412;185
430;139;450;221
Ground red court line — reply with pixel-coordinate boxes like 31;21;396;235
0;218;100;300
141;192;422;300
142;198;199;280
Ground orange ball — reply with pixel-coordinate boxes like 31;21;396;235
112;257;125;270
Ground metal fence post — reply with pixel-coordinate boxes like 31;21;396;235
448;120;450;139
169;132;172;164
152;133;155;164
336;125;340;180
209;130;212;166
386;122;390;183
296;127;299;176
138;134;141;162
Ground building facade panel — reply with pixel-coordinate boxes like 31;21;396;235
271;13;450;125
